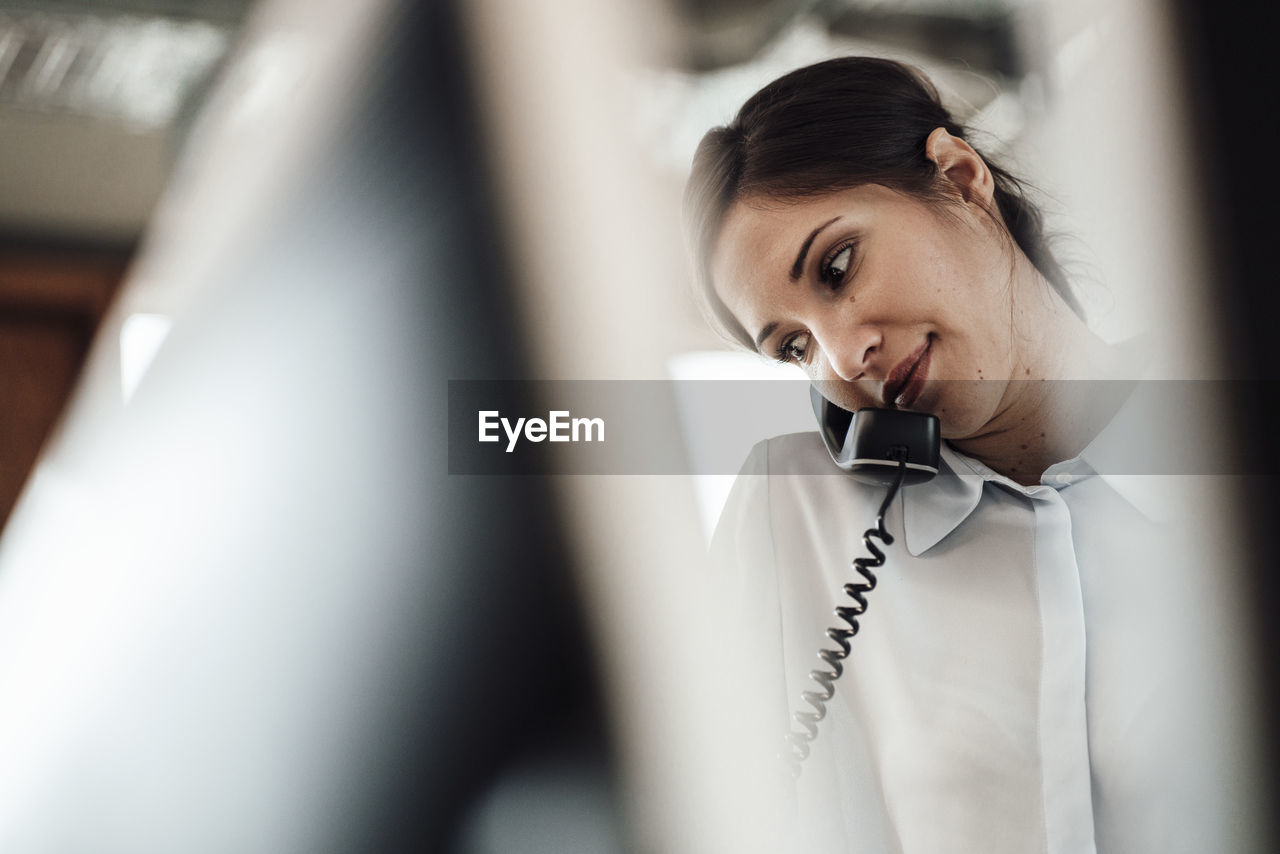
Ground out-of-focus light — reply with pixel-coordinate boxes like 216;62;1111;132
0;10;230;129
120;312;171;402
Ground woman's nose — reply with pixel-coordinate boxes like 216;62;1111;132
818;324;882;382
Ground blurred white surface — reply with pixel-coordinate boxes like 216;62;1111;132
667;349;812;541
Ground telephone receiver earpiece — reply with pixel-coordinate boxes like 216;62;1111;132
809;385;942;487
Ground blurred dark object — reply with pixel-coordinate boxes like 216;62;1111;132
0;1;623;852
1171;0;1280;845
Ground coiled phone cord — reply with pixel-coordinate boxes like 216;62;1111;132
783;453;909;779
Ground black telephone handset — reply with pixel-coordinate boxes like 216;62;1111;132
784;389;941;777
810;386;941;486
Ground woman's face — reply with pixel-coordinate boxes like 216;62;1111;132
710;185;1023;440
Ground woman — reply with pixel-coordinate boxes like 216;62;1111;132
688;58;1242;853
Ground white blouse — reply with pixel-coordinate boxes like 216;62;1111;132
710;393;1254;853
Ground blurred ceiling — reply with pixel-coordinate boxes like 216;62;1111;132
667;0;1034;74
0;0;1040;246
633;0;1046;192
0;0;254;244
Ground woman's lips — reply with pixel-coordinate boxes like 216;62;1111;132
881;338;932;409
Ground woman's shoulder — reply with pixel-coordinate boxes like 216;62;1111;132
722;431;886;532
742;430;849;476
743;431;891;500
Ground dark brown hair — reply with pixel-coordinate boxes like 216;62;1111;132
685;56;1078;348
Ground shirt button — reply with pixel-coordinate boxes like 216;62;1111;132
1054;473;1074;485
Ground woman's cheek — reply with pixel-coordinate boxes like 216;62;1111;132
816;381;879;415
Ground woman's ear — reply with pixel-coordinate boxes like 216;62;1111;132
924;127;995;206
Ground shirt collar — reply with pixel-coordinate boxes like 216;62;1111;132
900;359;1169;556
901;443;985;556
1045;377;1179;523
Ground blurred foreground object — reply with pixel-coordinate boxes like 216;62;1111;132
0;1;619;851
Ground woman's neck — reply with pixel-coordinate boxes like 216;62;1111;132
948;265;1130;486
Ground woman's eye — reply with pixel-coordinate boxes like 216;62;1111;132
776;331;811;364
822;243;856;285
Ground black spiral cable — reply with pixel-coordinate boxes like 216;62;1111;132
783;454;909;778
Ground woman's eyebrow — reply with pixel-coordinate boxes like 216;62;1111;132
790;216;842;280
753;321;779;352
